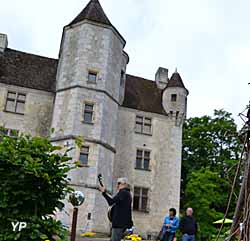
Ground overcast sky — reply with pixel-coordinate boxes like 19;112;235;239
0;0;249;126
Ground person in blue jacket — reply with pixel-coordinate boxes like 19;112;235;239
163;208;179;241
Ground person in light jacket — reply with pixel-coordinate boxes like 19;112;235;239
163;208;179;241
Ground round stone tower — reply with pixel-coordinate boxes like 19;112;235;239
162;69;189;123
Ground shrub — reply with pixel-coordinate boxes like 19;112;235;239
0;129;74;241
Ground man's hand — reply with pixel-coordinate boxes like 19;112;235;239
166;224;171;228
99;185;106;193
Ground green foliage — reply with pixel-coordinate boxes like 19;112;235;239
0;216;68;241
0;129;74;240
185;167;224;240
181;110;241;241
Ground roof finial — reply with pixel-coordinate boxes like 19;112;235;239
175;67;178;73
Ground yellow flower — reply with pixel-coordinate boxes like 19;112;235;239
80;232;96;237
125;234;142;241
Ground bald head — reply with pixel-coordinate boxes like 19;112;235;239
186;207;193;216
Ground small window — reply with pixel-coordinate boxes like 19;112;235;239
135;149;151;170
120;71;125;86
5;91;26;114
0;127;19;137
133;187;149;212
135;116;152;135
88;71;97;83
171;94;177;102
135;116;143;133
83;103;94;123
79;146;89;166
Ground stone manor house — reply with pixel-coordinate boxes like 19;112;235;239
0;0;188;237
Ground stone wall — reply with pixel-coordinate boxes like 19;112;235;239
51;19;126;234
114;106;183;237
162;87;188;119
56;21;125;102
0;83;54;136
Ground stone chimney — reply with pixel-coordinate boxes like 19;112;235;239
0;33;8;53
155;67;168;89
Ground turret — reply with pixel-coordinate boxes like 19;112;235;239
162;69;189;121
51;0;129;233
56;0;128;103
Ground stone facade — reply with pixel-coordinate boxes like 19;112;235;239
114;107;184;238
0;0;188;238
0;83;54;136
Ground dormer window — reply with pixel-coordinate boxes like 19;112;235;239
88;71;97;83
171;94;177;102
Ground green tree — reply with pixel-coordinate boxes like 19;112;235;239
0;129;75;241
181;110;242;240
185;167;224;240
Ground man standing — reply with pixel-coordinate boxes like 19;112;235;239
180;208;198;241
99;177;133;241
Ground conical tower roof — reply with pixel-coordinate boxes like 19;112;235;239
68;0;112;26
167;70;186;89
66;0;125;45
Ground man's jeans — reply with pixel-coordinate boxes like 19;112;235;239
164;232;175;241
182;233;195;241
111;228;124;241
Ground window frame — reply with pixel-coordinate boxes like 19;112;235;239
0;127;19;138
5;91;26;115
79;145;90;167
83;102;95;124
133;186;149;212
135;149;151;171
171;94;177;102
135;115;152;135
87;70;98;84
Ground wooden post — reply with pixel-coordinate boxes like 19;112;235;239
70;207;78;241
229;154;250;241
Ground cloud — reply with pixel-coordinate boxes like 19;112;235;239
0;0;249;126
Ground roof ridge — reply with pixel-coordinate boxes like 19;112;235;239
126;73;154;83
6;48;58;61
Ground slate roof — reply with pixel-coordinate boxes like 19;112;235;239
0;48;188;116
122;74;166;115
68;0;112;27
167;71;186;89
0;48;57;92
67;0;126;45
